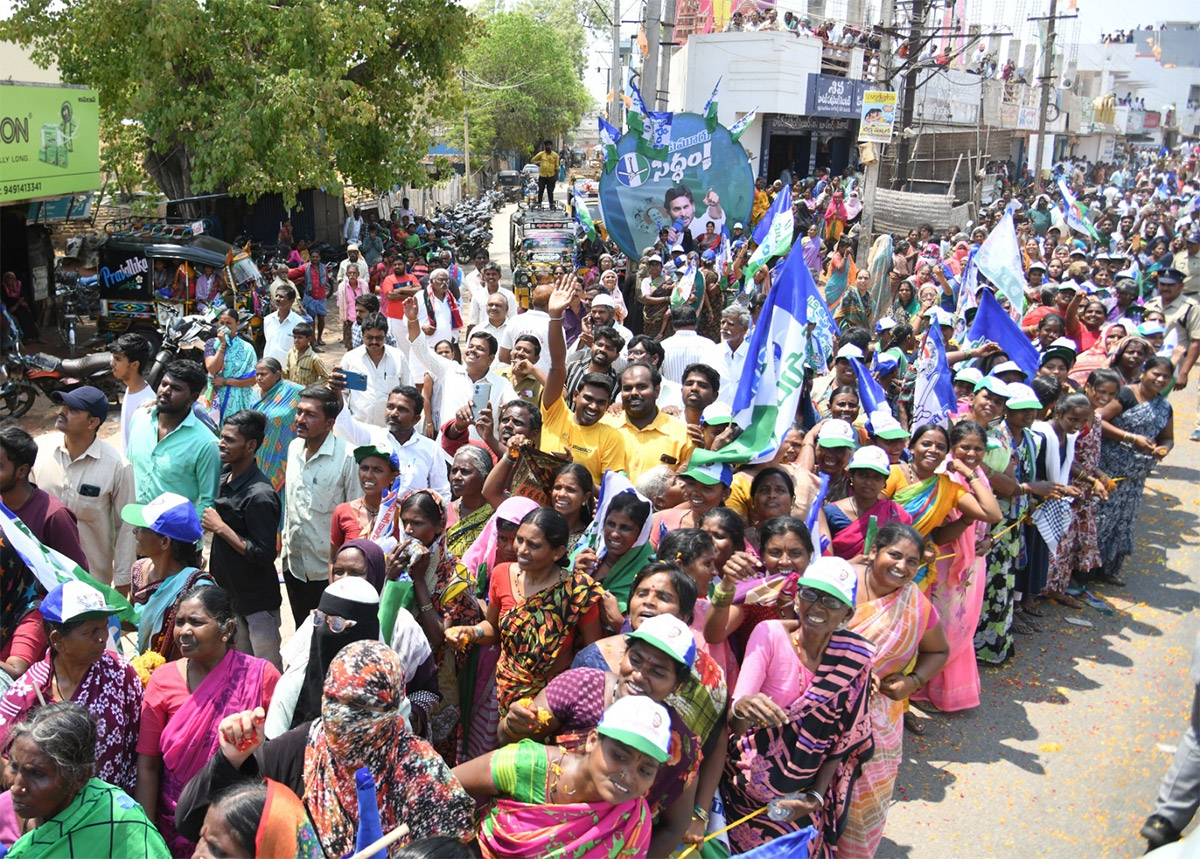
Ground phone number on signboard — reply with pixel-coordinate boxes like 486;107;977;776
3;181;42;196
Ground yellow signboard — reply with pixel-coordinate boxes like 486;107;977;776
0;83;101;204
858;91;898;144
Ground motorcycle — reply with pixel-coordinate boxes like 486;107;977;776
145;313;220;391
0;344;121;420
53;269;100;358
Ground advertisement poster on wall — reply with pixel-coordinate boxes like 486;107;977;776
598;112;754;260
0;84;101;204
858;91;898;143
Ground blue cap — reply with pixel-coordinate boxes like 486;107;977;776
873;353;899;376
121;492;203;543
40;580;119;624
701;249;717;261
51;386;109;421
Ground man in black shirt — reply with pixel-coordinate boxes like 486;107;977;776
202;409;284;669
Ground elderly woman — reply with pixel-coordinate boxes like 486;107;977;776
136;586;280;856
203;308;258;422
445;444;495;558
250;358;302;494
0;583;141;795
176;640;474;857
453;696;667;859
723;557;876;855
122;493;213;658
4;704;170;858
841;523;948;858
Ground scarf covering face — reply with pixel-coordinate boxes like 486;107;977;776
303;641;474;856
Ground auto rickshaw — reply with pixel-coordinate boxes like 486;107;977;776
97;217;267;349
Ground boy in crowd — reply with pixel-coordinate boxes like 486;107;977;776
285;322;330;387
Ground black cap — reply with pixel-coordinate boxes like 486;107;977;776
51;386;109;421
1157;268;1183;286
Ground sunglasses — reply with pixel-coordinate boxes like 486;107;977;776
312;610;358;634
797;587;846;612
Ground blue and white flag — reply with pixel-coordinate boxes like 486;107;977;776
729;107;758;143
597;116;621;173
805;278;840;372
704;76;722;132
1059;179;1099;240
910;323;956;428
966;288;1041;378
849;357;893;434
692;248;810;466
626;81;672;159
973;212;1026;321
744;184;793;280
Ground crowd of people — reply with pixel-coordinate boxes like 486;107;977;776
0;141;1197;858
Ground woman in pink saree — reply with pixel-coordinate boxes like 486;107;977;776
911;421;992;713
135;586;279;856
841;522;949;858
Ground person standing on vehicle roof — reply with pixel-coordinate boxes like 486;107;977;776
532;140;560;207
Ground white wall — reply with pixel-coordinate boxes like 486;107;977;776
0;42;60;84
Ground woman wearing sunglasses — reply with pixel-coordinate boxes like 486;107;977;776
262;577;381;739
723;557;875;856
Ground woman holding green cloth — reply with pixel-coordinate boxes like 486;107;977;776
570;474;655;633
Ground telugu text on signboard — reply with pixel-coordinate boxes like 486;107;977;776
858;91;898;143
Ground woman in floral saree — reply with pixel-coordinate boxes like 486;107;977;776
842;523;948;859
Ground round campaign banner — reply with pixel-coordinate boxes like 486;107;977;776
599;112;754;260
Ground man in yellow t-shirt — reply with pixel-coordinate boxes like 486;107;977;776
541;276;626;482
531;140;560;207
603;362;694;481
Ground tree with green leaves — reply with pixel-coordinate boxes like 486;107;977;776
459;11;592;164
1;0;475;208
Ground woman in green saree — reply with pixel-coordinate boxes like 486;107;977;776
445;445;496;560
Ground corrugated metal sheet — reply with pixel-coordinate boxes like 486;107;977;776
872;189;974;235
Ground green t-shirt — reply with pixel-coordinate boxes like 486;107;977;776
491;738;550;803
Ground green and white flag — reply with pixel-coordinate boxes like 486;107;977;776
704;77;721;133
729;107;758;143
1;501;134;620
627;81;672;160
742;183;793;281
573;187;597;242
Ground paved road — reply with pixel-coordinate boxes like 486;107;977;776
881;394;1200;857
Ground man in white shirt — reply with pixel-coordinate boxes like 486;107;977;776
468;262;517;329
718;304;752;404
109;332;156;453
475;290;511;346
499;283;554;373
343;209;364;245
334;312;412;426
330;382;452;502
263;283;308;365
461;249;489;321
394;197;418;224
337;244;370;284
282;386;358;623
415;268;460;347
33;386;137;588
402;296;507;440
660;305;727;385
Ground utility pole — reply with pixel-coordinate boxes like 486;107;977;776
462;70;471;200
641;0;661;108
894;0;925;190
656;0;677;110
1030;0;1075;190
608;0;621;126
856;0;895;268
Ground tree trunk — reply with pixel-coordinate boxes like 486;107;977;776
143;142;198;217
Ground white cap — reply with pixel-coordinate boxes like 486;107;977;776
848;445;891;475
876;317;898;332
954;367;983;385
626;613;697;670
647;254;663;263
817;419;856;449
991;360;1027;379
924;307;954;327
835;343;864;361
1005;382;1043;410
597;695;673;763
700;401;733;425
591;294;616;308
733;222;745;229
798;556;858;608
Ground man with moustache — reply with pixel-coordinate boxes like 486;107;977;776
603;361;694;482
281;385;358;624
33;386;136;589
125;359;221;516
